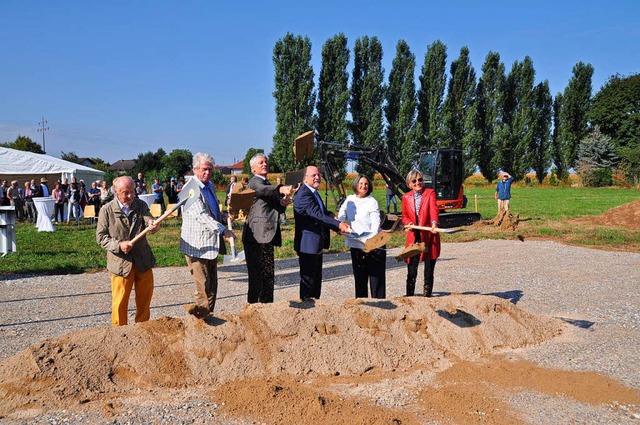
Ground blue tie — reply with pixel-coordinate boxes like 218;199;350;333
204;183;221;222
313;190;324;210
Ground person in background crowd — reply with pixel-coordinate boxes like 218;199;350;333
100;180;112;208
385;183;398;214
166;177;179;204
23;181;36;223
60;178;70;221
151;177;165;213
338;174;386;299
401;169;441;297
78;179;87;214
0;180;8;206
96;176;159;326
67;182;81;225
225;176;237;207
39;177;50;197
8;181;25;222
135;180;146;196
87;181;101;215
495;172;514;214
52;181;67;223
242;153;294;304
294;165;350;301
134;172;146;192
180;152;234;319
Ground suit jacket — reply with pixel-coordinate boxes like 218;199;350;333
294;184;341;255
242;175;285;246
401;188;441;262
179;179;226;260
96;198;156;277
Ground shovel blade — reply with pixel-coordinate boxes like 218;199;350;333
223;250;246;266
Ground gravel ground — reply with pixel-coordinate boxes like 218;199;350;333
1;239;639;424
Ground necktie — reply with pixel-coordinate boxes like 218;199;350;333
313;190;324;210
204;184;221;222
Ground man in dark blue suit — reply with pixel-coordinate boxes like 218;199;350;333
294;165;350;300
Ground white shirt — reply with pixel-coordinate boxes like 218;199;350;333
337;194;381;250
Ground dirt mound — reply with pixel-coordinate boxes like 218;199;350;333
576;199;640;229
0;295;562;420
480;210;520;231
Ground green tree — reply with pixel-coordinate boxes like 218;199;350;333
531;81;553;183
416;40;447;151
135;148;166;179
0;135;45;153
498;57;536;180
551;93;567;180
161;149;193;181
272;33;316;172
60;151;81;163
385;40;417;175
588;73;640;183
316;33;350;175
473;51;505;182
242;148;265;175
350;36;385;177
558;62;594;170
443;46;476;176
576;126;619;187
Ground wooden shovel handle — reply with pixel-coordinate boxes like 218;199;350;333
129;198;187;245
405;224;456;233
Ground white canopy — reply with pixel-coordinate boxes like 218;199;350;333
0;147;105;184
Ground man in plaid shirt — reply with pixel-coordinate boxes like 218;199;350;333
180;152;235;319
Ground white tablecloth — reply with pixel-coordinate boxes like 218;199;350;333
138;194;155;208
33;197;56;232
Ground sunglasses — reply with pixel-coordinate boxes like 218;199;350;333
411;178;424;184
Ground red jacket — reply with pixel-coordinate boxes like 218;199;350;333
401;189;441;262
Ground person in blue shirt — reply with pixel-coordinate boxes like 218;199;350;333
495;173;514;214
151;178;165;213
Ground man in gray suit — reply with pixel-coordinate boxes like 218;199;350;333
180;152;235;318
241;153;294;303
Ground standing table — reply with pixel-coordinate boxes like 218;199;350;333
33;197;56;232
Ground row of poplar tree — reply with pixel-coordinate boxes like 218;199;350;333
269;33;595;183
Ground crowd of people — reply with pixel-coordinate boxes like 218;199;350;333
92;151;451;327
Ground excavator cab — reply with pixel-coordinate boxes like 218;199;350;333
416;148;469;214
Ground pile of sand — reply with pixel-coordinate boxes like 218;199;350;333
0;295;564;421
577;199;640;229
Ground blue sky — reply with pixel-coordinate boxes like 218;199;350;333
1;1;638;166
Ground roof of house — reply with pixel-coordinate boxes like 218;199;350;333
109;159;137;171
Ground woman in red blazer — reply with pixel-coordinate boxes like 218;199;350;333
401;169;441;297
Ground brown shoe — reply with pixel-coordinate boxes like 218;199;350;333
182;304;209;319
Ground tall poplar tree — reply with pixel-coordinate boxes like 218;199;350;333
272;33;316;172
531;81;553;183
316;33;350;174
385;40;417;175
416;40;447;151
443;46;476;176
473;51;505;182
349;36;385;177
499;57;535;180
551;93;565;179
558;62;594;170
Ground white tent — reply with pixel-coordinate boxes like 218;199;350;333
0;147;105;185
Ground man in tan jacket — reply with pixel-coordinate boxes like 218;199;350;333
97;176;158;325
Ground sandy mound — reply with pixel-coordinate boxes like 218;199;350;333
0;295;562;419
576;199;640;229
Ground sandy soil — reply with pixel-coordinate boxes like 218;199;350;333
1;201;640;424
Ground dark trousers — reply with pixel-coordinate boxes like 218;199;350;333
406;257;437;297
245;242;275;303
54;203;65;222
350;248;386;299
298;252;323;300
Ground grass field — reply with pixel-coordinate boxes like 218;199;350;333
1;185;639;275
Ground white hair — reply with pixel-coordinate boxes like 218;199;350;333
249;152;267;167
193;152;215;168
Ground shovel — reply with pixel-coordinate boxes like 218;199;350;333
223;216;245;265
130;182;199;245
405;224;464;233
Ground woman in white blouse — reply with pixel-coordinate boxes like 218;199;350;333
338;174;386;298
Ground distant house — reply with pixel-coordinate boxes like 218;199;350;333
215;160;244;176
76;157;96;168
110;159;136;173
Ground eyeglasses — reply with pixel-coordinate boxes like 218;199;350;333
411;178;424;184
